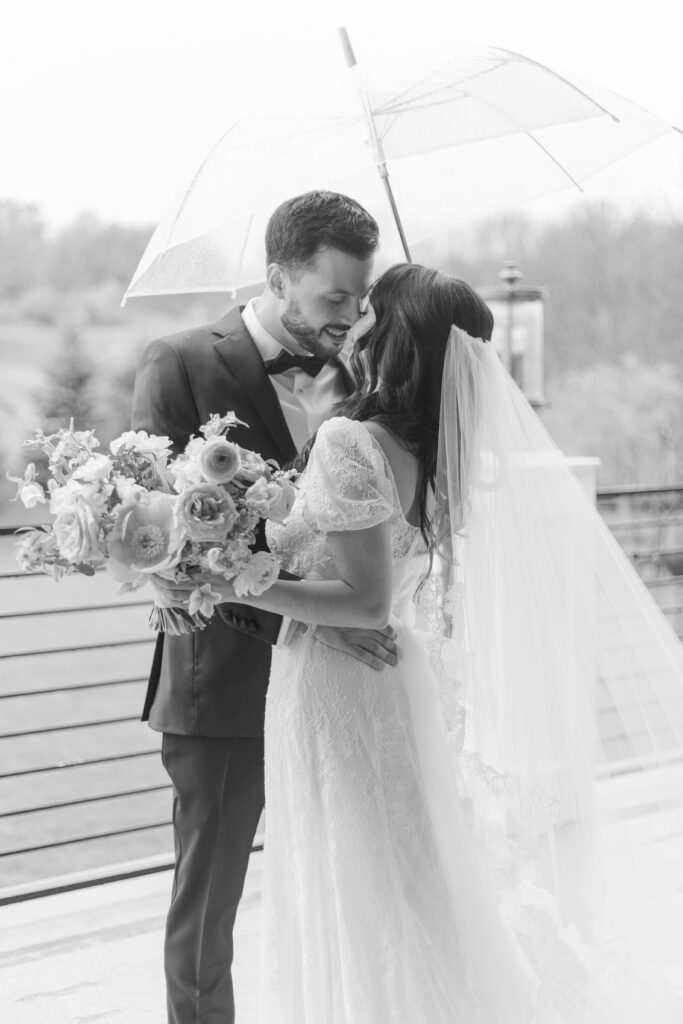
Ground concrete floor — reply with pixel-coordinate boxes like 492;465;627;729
0;853;263;1024
2;770;683;1024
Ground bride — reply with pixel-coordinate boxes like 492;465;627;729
158;263;683;1022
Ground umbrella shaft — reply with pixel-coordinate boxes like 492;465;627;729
337;27;411;263
379;170;412;263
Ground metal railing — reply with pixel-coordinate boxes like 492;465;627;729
1;485;682;903
0;524;169;902
597;483;683;640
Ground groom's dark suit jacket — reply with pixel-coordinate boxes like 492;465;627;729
131;306;307;737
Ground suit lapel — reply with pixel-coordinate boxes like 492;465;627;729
212;309;298;464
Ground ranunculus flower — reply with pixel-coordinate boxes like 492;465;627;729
53;498;103;564
178;483;237;542
108;492;184;582
198;438;241;484
233;551;279;598
245;478;296;523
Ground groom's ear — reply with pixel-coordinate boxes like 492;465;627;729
266;263;286;300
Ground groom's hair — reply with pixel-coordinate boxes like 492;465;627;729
266;191;379;271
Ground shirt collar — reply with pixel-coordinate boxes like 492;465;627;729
241;298;288;363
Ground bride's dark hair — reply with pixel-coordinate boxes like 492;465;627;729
298;263;494;545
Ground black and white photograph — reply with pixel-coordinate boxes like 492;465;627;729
1;2;682;1022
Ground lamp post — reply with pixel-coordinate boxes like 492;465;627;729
480;261;548;409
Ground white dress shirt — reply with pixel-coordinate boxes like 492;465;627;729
241;299;348;452
241;299;347;644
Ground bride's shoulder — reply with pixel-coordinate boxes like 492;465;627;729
311;418;392;485
315;417;408;479
316;416;387;447
314;415;375;451
316;414;363;437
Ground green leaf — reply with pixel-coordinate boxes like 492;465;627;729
73;562;97;577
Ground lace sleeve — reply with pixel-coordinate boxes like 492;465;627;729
302;417;394;533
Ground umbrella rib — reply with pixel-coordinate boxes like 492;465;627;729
163;120;247;244
525;131;585;192
371;52;511;117
486;47;621;124
166;114;363;240
381;80;599;182
416;83;592;189
373;48;621;123
230;212;255;299
372;66;461;116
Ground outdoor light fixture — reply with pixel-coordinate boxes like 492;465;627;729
480;261;548;408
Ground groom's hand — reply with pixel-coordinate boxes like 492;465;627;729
314;624;398;671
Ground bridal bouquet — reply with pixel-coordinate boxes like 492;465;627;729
9;413;297;634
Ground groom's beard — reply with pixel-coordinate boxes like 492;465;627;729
281;297;350;361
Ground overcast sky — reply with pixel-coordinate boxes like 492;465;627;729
2;0;682;227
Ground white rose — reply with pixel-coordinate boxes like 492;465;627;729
113;476;147;503
234;448;270;484
49;484;77;516
170;458;204;492
178;483;238;542
53;499;103;563
233;551;279;598
72;454;113;483
266;480;296;523
184;437;205;458
245;478;296;523
50;477;107;515
110;430;171;459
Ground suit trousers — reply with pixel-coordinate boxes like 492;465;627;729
161;732;265;1024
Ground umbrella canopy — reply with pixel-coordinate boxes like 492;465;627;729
123;44;678;302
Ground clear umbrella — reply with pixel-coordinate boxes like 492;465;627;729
123;37;679;302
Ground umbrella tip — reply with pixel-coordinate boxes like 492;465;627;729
337;27;357;69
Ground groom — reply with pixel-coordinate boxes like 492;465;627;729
131;190;398;1024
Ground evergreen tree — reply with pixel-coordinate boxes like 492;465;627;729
39;322;97;431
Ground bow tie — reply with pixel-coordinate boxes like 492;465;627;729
265;349;327;378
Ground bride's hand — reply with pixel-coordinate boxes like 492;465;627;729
150;576;193;607
151;574;236;606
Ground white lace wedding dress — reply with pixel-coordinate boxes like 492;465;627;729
259;415;659;1024
260;416;540;1023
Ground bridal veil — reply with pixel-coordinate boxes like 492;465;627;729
402;327;683;1019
